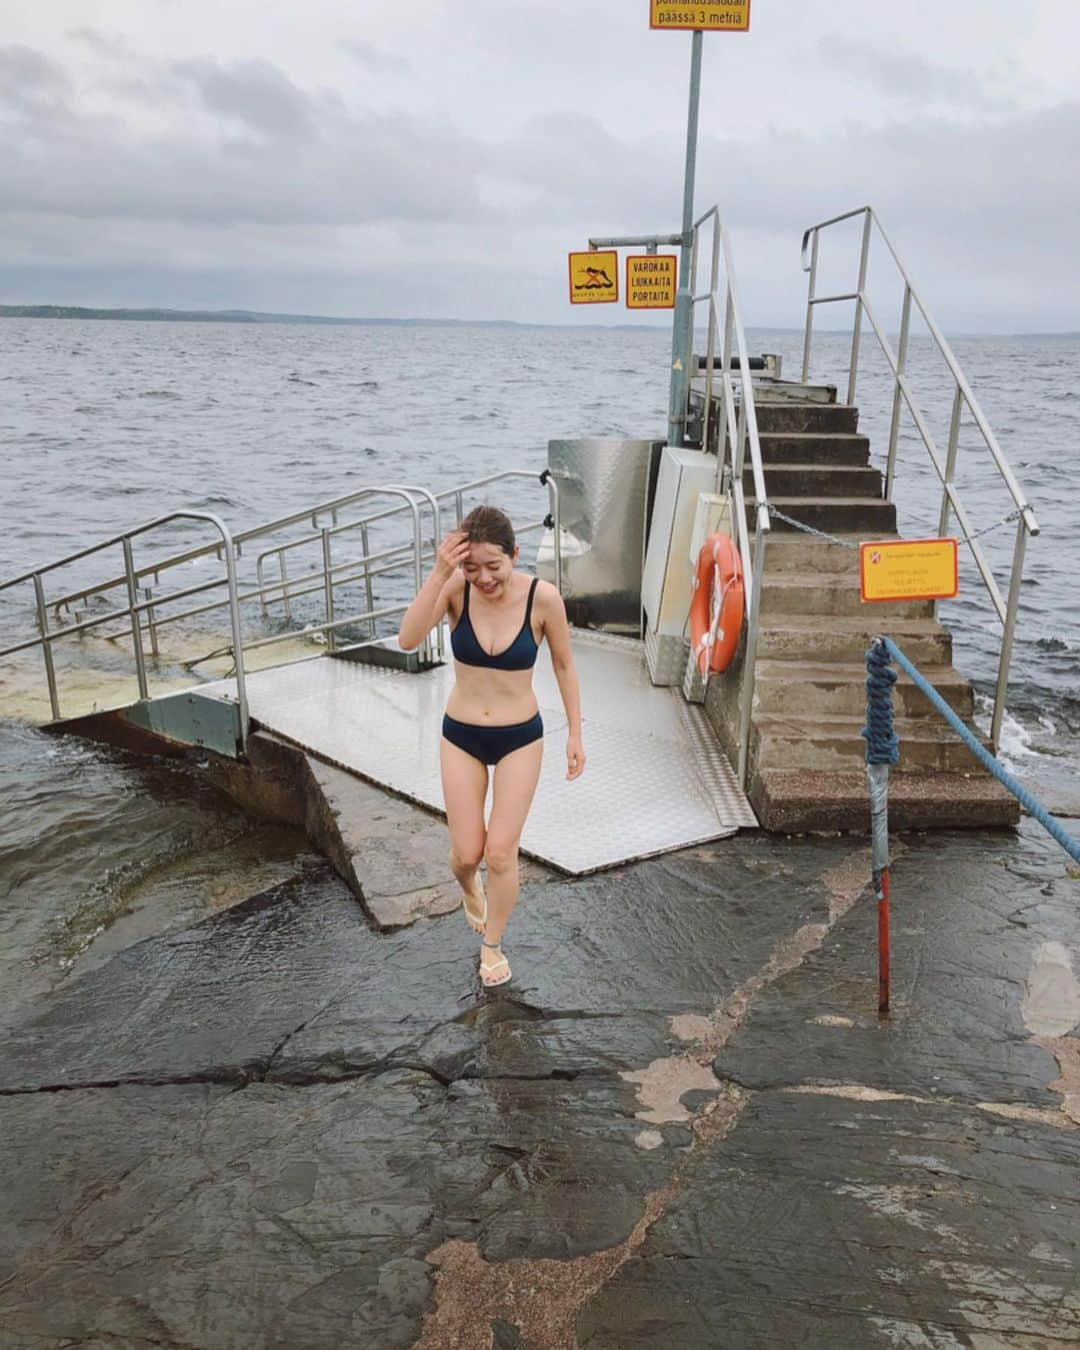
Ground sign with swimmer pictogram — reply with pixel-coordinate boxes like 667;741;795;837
626;254;677;309
650;0;751;31
860;538;959;604
568;251;619;305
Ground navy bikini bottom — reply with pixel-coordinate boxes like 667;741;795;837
442;712;544;766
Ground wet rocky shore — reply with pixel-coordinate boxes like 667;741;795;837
2;792;1079;1348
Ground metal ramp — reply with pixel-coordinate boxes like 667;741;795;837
196;629;756;875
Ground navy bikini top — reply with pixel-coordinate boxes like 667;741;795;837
451;577;540;671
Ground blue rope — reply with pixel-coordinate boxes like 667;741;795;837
873;635;1080;865
862;639;900;765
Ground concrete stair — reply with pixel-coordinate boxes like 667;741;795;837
706;393;1019;832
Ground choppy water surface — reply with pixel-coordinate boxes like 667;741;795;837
0;318;1077;1007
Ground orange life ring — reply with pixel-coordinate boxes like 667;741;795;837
689;533;744;676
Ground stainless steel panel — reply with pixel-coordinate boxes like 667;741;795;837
536;438;662;633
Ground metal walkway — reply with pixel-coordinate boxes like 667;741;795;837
198;629;757;875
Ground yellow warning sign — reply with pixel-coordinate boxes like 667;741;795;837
860;538;959;603
650;0;751;31
626;254;676;309
568;251;619;305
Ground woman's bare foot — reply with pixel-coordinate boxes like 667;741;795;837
450;850;486;933
479;940;512;988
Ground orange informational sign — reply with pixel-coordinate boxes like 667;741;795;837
860;538;959;603
650;0;751;31
626;254;676;309
568;250;619;305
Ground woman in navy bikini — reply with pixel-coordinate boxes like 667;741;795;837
398;505;585;987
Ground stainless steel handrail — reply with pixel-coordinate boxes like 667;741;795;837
255;469;562;604
800;205;1040;747
689;204;770;786
0;511;249;745
1;469;562;744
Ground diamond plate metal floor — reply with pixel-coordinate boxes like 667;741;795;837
200;630;757;874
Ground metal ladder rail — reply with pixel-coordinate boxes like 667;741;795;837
41;484;435;624
257;471;562;592
689;204;771;786
187;470;563;668
800;205;1040;747
1;473;562;734
0;488;431;733
0;510;250;744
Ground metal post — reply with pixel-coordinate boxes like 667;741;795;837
848;211;872;407
714;290;734;488
279;554;293;620
144;586;160;658
321;529;337;653
938;385;964;536
668;31;703;447
885;284;912;501
360;522;376;638
701;218;722;454
992;518;1028;750
736;520;766;786
33;573;61;721
218;533;250;752
122;536;150;700
801;230;819;382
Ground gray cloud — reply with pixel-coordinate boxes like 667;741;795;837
817;36;1014;111
0;44;72;118
340;39;411;77
172;58;317;141
0;49;486;227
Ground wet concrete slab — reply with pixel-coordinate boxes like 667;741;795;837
2;818;1079;1346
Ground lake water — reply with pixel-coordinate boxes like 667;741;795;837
1;317;1077;1017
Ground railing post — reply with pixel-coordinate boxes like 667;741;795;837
715;289;734;486
144;586;160;658
737;518;767;786
939;386;964;537
360;521;376;638
32;573;61;721
321;528;337;653
702;295;718;455
801;229;819;382
885;284;912;501
848;211;872;407
279;554;293;620
992;518;1028;750
121;536;150;700
217;531;249;752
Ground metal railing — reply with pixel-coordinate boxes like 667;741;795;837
0;511;250;746
0;470;561;747
800;206;1039;747
689;204;771;785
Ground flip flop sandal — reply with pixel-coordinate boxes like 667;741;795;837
450;850;486;934
479;940;512;988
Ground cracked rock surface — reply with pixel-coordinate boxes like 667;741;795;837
2;819;1079;1347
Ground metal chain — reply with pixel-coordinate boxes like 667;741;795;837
766;507;860;547
767;504;1024;550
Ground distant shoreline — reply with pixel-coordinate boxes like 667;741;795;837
0;305;1075;338
0;304;670;331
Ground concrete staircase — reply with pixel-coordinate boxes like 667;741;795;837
706;394;1019;832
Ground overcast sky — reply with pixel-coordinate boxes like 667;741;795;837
1;0;1078;330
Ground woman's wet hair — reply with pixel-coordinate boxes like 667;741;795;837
460;505;516;557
